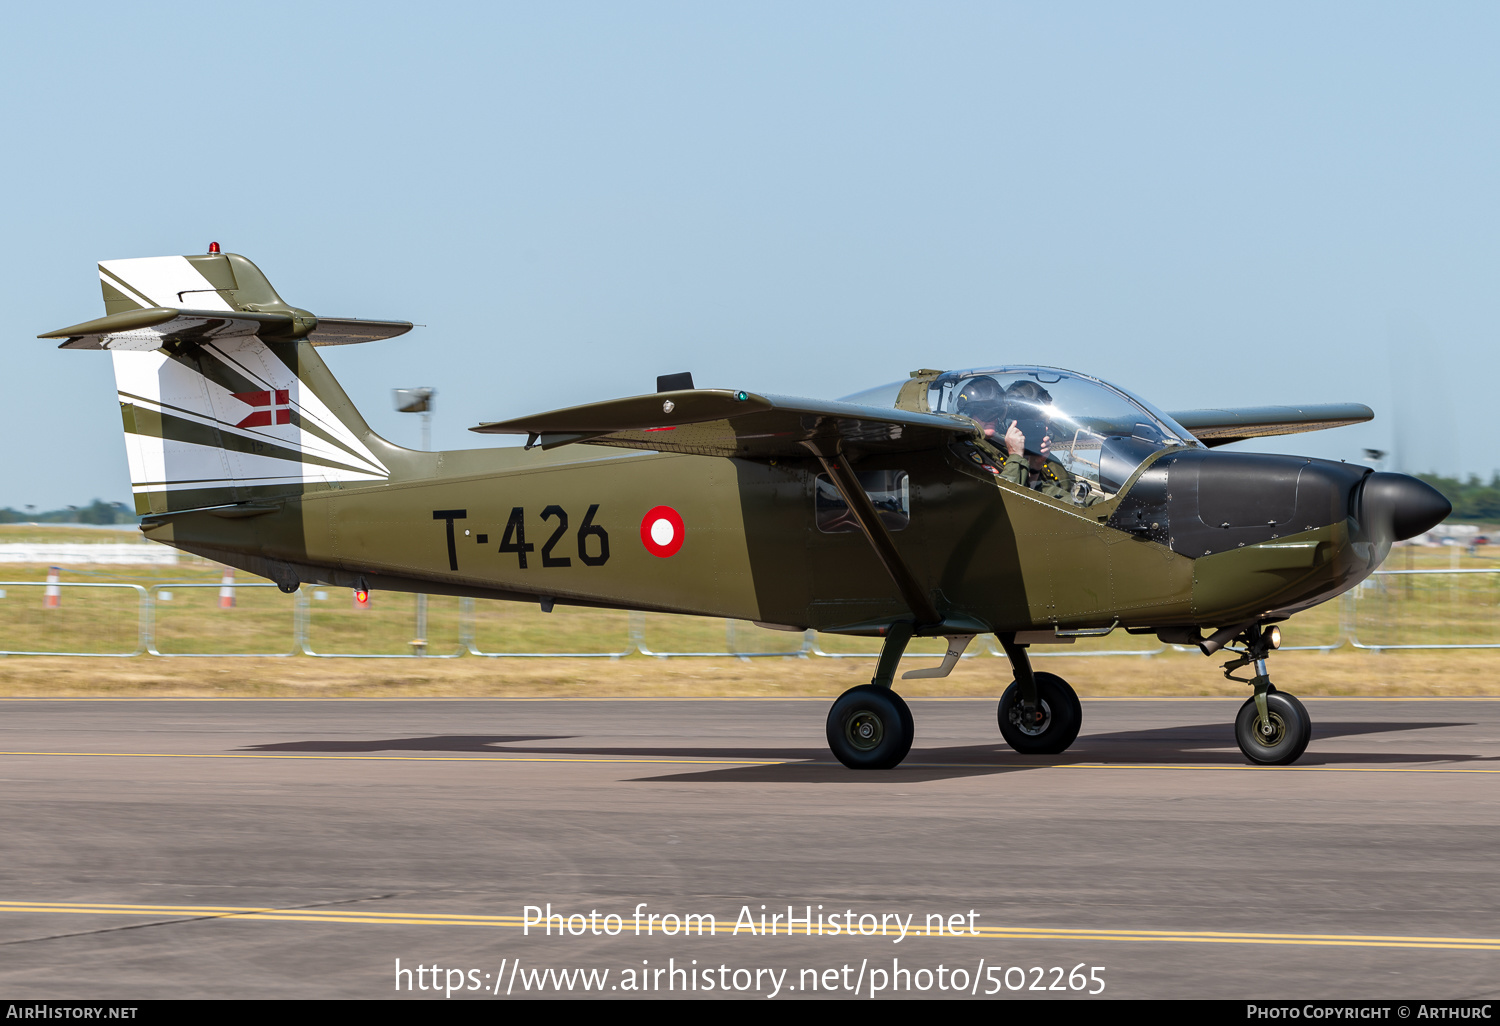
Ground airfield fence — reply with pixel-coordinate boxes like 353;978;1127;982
2;566;1497;659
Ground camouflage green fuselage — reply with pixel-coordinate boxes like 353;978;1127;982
144;439;1372;637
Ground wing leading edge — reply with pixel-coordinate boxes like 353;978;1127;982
472;390;975;459
1168;404;1374;448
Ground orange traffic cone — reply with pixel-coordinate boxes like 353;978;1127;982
43;567;61;608
218;567;236;608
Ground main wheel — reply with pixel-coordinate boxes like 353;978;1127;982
1235;690;1311;765
826;685;915;769
997;672;1082;755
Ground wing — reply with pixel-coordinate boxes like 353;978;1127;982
472;389;974;458
1168;404;1374;448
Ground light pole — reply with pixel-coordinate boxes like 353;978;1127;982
393;387;437;653
393;387;436;452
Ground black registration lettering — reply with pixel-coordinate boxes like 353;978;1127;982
483;506;609;569
432;509;468;571
539;505;572;567
577;504;610;566
498;507;534;568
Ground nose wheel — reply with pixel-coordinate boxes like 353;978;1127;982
1234;689;1311;765
1220;625;1312;765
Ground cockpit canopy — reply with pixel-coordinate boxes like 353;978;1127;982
843;366;1201;504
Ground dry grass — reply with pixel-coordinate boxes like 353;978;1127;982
0;648;1495;699
0;524;145;544
1;544;1496;698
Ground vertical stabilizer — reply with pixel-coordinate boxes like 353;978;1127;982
88;254;396;514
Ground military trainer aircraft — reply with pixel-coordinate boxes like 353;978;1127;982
42;249;1451;768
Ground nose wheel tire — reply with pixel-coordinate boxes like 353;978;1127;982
826;685;915;769
1234;690;1312;765
997;672;1082;755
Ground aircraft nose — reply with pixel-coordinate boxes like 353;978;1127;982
1356;472;1452;543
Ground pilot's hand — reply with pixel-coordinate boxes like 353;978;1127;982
1039;433;1051;458
1004;420;1025;457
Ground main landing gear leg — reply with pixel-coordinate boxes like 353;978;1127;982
825;623;916;769
1223;625;1311;765
996;634;1082;755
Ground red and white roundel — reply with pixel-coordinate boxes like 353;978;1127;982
640;505;685;558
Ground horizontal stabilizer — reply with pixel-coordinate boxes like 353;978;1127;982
306;319;414;346
473;390;974;459
42;308;412;351
1168;404;1374;448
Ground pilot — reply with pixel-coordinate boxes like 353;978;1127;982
998;381;1086;500
955;397;1007;474
963;383;1099;506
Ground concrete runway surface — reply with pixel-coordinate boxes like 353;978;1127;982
0;696;1495;1000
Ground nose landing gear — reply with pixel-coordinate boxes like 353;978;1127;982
1223;625;1310;765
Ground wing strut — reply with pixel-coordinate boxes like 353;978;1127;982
805;442;942;627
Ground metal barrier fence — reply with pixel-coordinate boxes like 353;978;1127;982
1346;568;1500;652
0;581;148;656
2;567;1496;658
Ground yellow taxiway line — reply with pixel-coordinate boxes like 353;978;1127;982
0;750;1495;773
1051;762;1500;775
1;696;1497;702
0;750;782;766
0;901;1496;951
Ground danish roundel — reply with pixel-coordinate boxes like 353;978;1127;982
640;505;685;558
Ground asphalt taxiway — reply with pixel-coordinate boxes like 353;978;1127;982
0;697;1495;999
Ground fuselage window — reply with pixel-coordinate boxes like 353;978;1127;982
815;470;910;533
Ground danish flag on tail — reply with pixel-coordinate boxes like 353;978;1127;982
39;250;411;515
233;390;292;428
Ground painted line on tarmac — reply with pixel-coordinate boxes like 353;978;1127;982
2;696;1499;702
0;751;1494;773
1051;763;1500;774
0;901;1496;951
0;751;786;766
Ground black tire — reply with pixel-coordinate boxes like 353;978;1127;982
1235;691;1312;765
826;685;915;769
1280;691;1313;752
997;672;1082;755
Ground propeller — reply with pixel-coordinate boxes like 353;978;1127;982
1353;472;1452;549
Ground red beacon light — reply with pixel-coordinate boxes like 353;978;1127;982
353;583;370;609
208;241;220;254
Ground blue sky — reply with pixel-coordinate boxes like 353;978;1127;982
3;2;1496;509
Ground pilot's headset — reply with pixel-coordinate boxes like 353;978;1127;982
1003;380;1054;418
1003;380;1055;452
953;376;1002;415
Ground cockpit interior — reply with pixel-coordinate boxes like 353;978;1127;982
845;366;1202;506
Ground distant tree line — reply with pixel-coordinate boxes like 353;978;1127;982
1416;473;1500;523
0;499;132;525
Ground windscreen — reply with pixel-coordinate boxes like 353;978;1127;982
927;367;1199;501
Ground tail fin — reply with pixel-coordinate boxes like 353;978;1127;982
43;252;414;515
